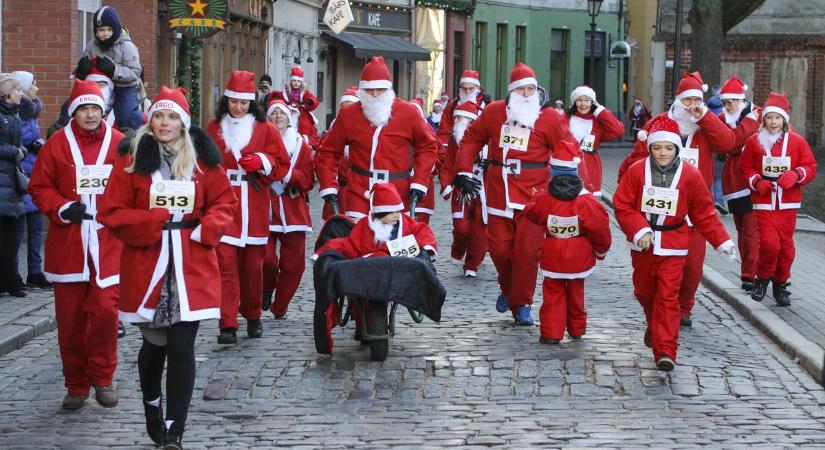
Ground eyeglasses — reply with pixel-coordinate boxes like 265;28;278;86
721;99;741;106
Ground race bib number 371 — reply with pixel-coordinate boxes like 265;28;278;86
76;164;113;195
499;125;531;152
150;180;196;214
640;185;679;217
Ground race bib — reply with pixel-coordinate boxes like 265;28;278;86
579;135;596;153
762;156;791;177
76;165;112;195
150;180;195;214
498;125;531;152
387;234;420;258
680;147;699;168
641;185;679;217
546;215;579;239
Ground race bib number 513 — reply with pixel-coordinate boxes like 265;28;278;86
150;180;195;214
499;125;531;152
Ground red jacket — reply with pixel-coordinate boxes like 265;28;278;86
437;93;488;149
314;214;438;259
274;88;320;148
524;188;611;278
740;131;817;211
614;158;732;256
562;106;624;194
28;120;124;287
206;116;290;246
455;100;576;218
270;128;314;233
718;108;760;203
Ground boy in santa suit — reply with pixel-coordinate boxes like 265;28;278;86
427;100;443;132
439;101;488;277
562;85;624;197
438;69;489;149
613;115;735;371
206;71;291;344
717;76;762;292
262;100;314;319
455;62;577;325
409;97;438;224
618;71;736;327
319;86;359;221
315;57;439;221
275;66;320;148
524;140;611;344
28;79;125;410
740;92;817;306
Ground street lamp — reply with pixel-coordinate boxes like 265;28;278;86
587;0;603;89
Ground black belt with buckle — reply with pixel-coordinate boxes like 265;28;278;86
163;219;200;230
485;159;548;170
649;220;685;232
350;164;411;181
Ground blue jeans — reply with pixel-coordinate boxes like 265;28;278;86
114;85;146;131
15;212;44;277
713;156;724;204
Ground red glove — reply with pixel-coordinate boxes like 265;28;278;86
238;154;264;172
755;179;775;196
777;169;800;189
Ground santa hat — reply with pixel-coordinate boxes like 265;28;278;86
762;91;790;123
359;57;392;90
148;86;191;129
570;85;597;105
432;100;444;111
459;69;481;87
720;76;748;100
549;140;582;169
453;101;479;121
83;57;114;91
267;98;291;117
440;91;449;99
224;70;256;100
370;183;404;214
642;114;682;152
68;79;106;117
508;63;538;92
289;66;304;82
339;86;359;105
675;71;708;100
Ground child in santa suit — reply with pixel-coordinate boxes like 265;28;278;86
262;100;314;319
613;115;735;372
524;140;611;344
740;92;817;306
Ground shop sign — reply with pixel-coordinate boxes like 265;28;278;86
609;41;632;59
169;0;229;38
351;6;410;32
324;0;354;34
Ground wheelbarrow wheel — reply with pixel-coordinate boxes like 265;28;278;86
366;300;389;361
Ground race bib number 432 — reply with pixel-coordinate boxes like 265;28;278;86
150;180;195;214
76;164;112;195
546;215;579;238
640;185;679;217
499;125;531;152
387;234;420;258
762;156;791;176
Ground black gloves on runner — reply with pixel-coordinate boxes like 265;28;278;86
60;202;87;224
452;174;481;197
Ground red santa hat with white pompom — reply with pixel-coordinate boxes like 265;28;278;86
359;57;393;90
643;114;683;153
720;76;748;101
549;140;583;169
148;86;192;129
675;71;708;100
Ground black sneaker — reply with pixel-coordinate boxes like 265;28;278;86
680;316;692;327
217;328;237;345
246;319;263;338
772;281;792;307
751;279;770;302
162;422;184;450
144;396;165;445
644;327;652;348
261;291;273;311
117;321;126;339
26;273;52;288
741;279;754;292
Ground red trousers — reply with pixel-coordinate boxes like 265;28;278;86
53;266;118;395
540;277;586;339
262;231;306;316
677;227;706;318
486;212;543;309
733;211;760;281
756;209;797;283
631;251;685;361
451;201;488;271
218;243;265;330
414;213;431;224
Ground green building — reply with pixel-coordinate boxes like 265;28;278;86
470;0;627;113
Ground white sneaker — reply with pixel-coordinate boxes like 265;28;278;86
451;258;463;267
464;270;477;277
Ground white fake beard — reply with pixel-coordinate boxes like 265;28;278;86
220;113;255;153
101;86;114;112
453;116;471;144
670;102;701;136
459;88;479;105
357;88;395;128
758;128;782;152
506;92;541;129
430;111;442;123
369;218;395;243
723;103;746;128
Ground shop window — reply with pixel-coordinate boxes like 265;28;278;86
495;23;508;99
515;25;526;64
549;29;568;103
77;0;102;54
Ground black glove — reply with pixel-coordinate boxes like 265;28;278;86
60;202;87;224
304;97;314;107
95;57;116;78
26;140;43;154
322;193;338;205
409;188;425;204
452;174;481;197
75;56;93;80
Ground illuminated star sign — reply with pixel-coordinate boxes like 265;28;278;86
188;0;208;16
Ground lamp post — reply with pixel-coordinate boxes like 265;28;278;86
587;0;604;89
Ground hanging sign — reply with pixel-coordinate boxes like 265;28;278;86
324;0;354;34
168;0;229;38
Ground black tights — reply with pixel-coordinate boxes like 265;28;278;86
138;321;200;429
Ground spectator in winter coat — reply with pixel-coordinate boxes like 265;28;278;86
0;74;26;297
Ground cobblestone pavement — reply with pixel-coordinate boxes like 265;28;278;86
1;180;824;449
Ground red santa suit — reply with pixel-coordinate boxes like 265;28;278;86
263;101;314;318
613;115;733;366
563;85;625;197
206;71;291;333
320;87;359;220
523;141;611;341
437;70;488;150
455;63;576;313
276;66;320;148
315;57;439;220
409;97;437;223
27;80;124;397
740;93;817;286
618;72;736;320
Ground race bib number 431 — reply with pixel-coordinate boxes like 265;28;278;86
76;164;112;195
641;185;679;217
150;180;195;214
762;156;791;176
387;234;420;258
546;215;579;238
499;125;531;152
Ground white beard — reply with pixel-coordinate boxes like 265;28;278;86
758;128;782;152
369;218;395;243
453;117;471;144
459;89;479;105
670;102;700;136
430;111;442;123
220;113;255;154
723;103;746;128
101;86;114;113
358;88;395;128
506;92;541;129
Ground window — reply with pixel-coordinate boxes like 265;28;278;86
77;0;102;54
495;23;508;98
453;30;465;93
549;29;568;104
474;22;486;80
515;25;526;64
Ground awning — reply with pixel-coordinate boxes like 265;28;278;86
322;31;431;61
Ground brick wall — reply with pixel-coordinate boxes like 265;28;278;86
105;1;159;97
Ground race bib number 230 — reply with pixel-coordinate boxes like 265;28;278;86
76;164;113;195
150;180;195;214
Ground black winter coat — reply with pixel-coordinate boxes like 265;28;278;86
0;98;24;218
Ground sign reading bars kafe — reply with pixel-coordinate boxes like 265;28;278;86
168;0;229;38
324;0;354;34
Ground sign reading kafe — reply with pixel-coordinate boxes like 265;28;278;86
324;0;354;34
168;0;229;38
350;6;411;32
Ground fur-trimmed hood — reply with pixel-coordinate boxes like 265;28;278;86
117;126;222;174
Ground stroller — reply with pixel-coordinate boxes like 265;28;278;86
312;207;446;361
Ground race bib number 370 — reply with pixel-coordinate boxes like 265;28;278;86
150;180;195;214
546;215;579;239
387;234;420;258
76;164;113;195
640;185;679;217
499;125;531;152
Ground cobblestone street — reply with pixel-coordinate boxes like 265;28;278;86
1;188;824;449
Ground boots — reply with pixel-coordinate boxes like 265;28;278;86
93;385;118;408
163;422;184;450
247;319;263;338
772;281;792;307
61;392;87;410
261;290;274;311
751;278;770;302
217;328;237;345
144;396;165;445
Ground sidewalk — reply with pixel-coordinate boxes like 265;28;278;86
600;143;825;382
